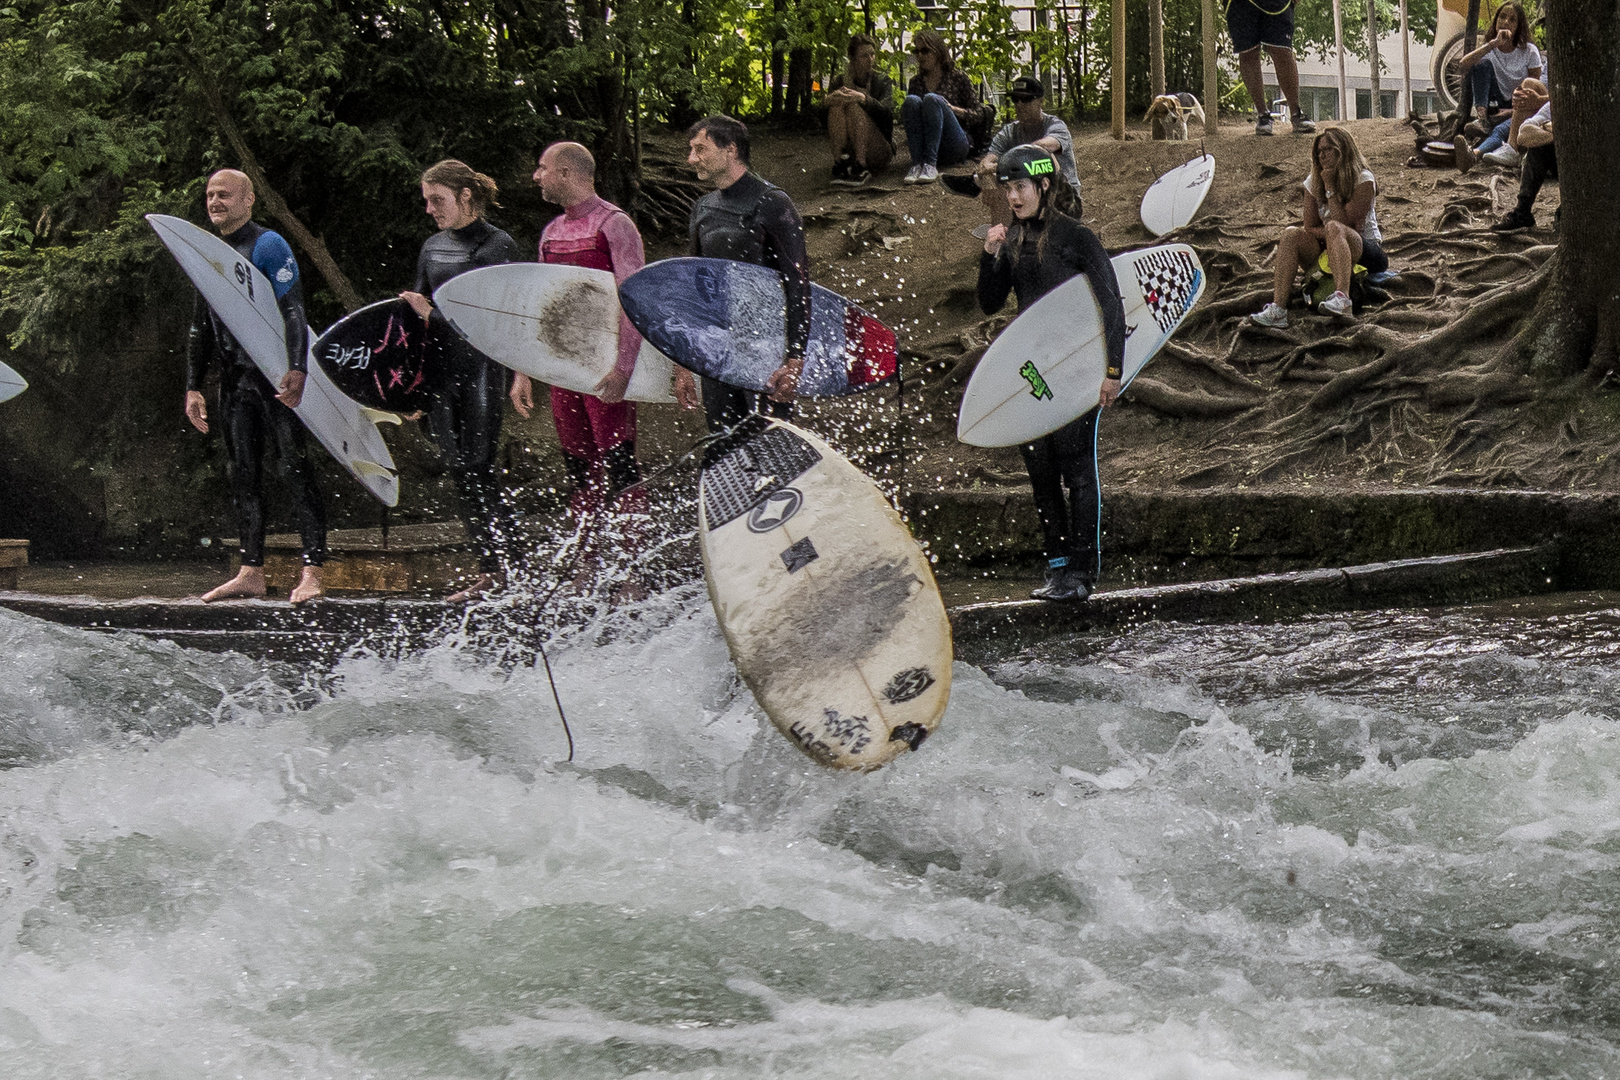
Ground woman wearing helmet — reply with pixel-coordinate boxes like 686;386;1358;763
978;144;1126;602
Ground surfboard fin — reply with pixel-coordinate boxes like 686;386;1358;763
350;459;397;479
359;407;404;426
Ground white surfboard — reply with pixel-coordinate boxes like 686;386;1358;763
0;360;26;403
958;244;1205;448
433;263;674;403
147;215;399;506
699;417;952;771
1141;154;1214;236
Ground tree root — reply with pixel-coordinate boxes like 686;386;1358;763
1124;376;1262;418
1158;340;1266;390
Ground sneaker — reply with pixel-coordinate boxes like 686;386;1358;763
1250;302;1289;328
940;172;982;198
847;167;871;189
1291;113;1316;134
1256;113;1275;136
1031;562;1094;602
1453;136;1476;174
1482;144;1520;168
903;164;924;184
1491;209;1535;231
1319;290;1354;317
917;164;939;183
1463;117;1491;139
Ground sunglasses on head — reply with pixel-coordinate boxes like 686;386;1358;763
910;45;932;54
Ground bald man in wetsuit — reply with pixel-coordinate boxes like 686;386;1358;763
674;115;812;432
183;169;326;604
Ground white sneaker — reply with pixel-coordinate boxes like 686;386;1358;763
903;164;924;184
1482;145;1521;167
1320;290;1354;317
918;164;939;183
1251;302;1289;328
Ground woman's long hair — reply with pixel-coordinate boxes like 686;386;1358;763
420;159;501;215
1308;127;1370;206
911;29;955;74
1492;2;1531;48
1004;176;1062;268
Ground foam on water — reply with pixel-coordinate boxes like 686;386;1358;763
5;599;1620;1078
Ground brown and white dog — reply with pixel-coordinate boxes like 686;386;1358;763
1145;93;1207;140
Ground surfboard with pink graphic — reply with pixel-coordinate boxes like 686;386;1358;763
311;299;436;414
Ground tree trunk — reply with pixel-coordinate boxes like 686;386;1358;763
668;0;701;128
787;46;813;119
1148;0;1165;99
770;0;786;116
1519;4;1620;374
194;71;362;311
1366;0;1381;116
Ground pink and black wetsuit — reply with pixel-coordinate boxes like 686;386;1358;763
540;196;645;514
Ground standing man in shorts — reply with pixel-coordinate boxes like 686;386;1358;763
1226;0;1316;136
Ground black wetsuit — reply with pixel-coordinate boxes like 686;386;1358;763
185;221;325;568
688;172;812;432
413;218;523;573
978;212;1125;583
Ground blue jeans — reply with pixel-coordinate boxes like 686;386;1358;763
1468;62;1507;112
1477;116;1512;153
901;93;971;167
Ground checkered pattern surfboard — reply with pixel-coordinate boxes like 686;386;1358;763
1133;247;1203;335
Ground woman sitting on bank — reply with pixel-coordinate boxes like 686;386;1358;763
1251;126;1386;327
978;146;1126;603
900;30;989;185
1456;1;1541;164
826;33;895;187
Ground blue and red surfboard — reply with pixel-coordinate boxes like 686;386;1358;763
311;299;437;413
618;258;897;398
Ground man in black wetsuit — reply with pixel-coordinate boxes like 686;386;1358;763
674;115;812;433
183;168;326;605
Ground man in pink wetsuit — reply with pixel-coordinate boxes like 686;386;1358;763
512;142;649;517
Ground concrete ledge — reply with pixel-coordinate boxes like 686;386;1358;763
0;539;28;590
949;545;1558;663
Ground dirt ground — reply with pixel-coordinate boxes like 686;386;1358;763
608;113;1590;502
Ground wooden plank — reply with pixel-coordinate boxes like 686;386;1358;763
0;539;29;569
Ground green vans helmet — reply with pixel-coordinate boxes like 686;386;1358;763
996;144;1058;185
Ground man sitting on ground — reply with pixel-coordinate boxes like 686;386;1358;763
944;76;1081;229
1493;95;1557;231
826;33;895;187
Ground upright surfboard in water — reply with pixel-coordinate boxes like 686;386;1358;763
433;263;674;403
619;258;897;398
0;360;26;404
1141;154;1214;237
699;417;951;771
147;215;400;506
311;299;436;414
958;244;1205;448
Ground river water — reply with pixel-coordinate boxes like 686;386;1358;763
5;590;1620;1078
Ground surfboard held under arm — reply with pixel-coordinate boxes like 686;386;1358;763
0;360;27;404
146;214;399;506
957;243;1206;448
619;257;898;398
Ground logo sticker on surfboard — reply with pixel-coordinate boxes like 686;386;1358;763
1019;360;1054;401
747;487;803;532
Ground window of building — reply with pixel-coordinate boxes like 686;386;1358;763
1356;88;1399;118
1410;89;1442;116
1296;86;1340;121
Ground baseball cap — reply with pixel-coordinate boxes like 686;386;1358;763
1009;75;1044;101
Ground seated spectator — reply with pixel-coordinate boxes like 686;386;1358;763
900;30;990;184
1492;97;1556;231
826;33;894;187
1457;2;1541;138
1459;77;1547;170
969;75;1082;227
1251;127;1387;327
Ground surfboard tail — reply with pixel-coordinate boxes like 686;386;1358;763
359;407;405;426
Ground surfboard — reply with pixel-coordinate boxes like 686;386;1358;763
699;416;952;771
958;244;1205;448
618;258;898;398
0;360;26;403
146;215;399;506
1141;154;1214;237
432;264;674;403
311;299;436;414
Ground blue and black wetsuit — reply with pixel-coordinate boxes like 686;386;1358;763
413;218;523;574
688;172;812;432
186;220;325;568
978;211;1125;585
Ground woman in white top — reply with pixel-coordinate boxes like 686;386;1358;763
1458;2;1541;135
1252;126;1385;326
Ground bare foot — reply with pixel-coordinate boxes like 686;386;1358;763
446;573;499;603
202;566;267;603
289;565;324;606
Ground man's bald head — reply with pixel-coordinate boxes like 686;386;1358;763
534;142;597;208
205;169;256;234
